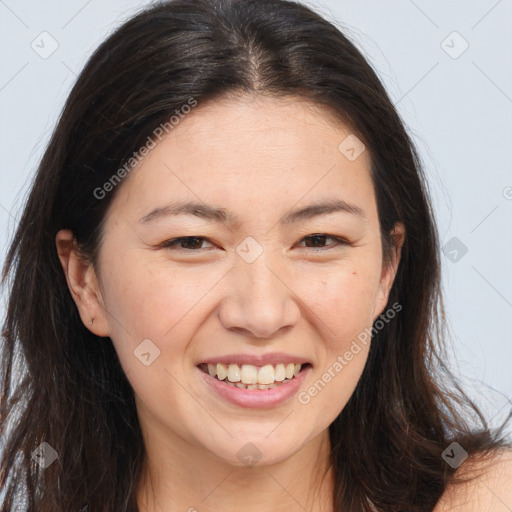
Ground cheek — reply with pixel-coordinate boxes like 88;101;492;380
294;266;378;415
97;253;208;376
297;260;381;348
101;252;213;336
98;259;208;417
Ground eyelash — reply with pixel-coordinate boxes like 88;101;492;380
159;234;348;253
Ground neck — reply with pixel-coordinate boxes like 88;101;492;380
135;427;334;512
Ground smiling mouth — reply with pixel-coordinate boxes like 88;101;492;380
198;362;312;390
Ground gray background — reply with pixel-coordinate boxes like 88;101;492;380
1;0;511;432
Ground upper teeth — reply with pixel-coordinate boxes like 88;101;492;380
206;363;302;384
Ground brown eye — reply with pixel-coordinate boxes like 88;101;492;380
161;237;213;251
299;234;346;249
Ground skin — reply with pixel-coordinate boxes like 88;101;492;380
434;450;512;511
58;93;411;511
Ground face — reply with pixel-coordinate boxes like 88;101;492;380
58;94;403;469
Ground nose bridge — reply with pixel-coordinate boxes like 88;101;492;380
242;250;280;299
218;243;300;338
235;235;284;298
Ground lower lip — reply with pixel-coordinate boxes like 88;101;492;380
197;365;312;409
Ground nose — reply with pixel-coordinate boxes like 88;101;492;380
217;253;301;339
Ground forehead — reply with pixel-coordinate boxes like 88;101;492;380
110;95;377;226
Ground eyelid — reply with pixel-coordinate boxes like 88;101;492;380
296;234;348;249
159;236;215;251
159;234;348;252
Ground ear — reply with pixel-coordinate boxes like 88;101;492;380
373;222;405;320
55;229;110;337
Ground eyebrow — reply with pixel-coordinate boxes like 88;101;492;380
138;198;365;226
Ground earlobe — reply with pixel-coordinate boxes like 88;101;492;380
55;229;110;337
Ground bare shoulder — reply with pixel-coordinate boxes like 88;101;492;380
433;448;512;512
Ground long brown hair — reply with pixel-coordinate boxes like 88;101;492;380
1;0;509;510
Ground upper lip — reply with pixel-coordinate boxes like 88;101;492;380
198;352;311;367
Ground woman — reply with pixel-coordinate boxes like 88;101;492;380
1;0;510;510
